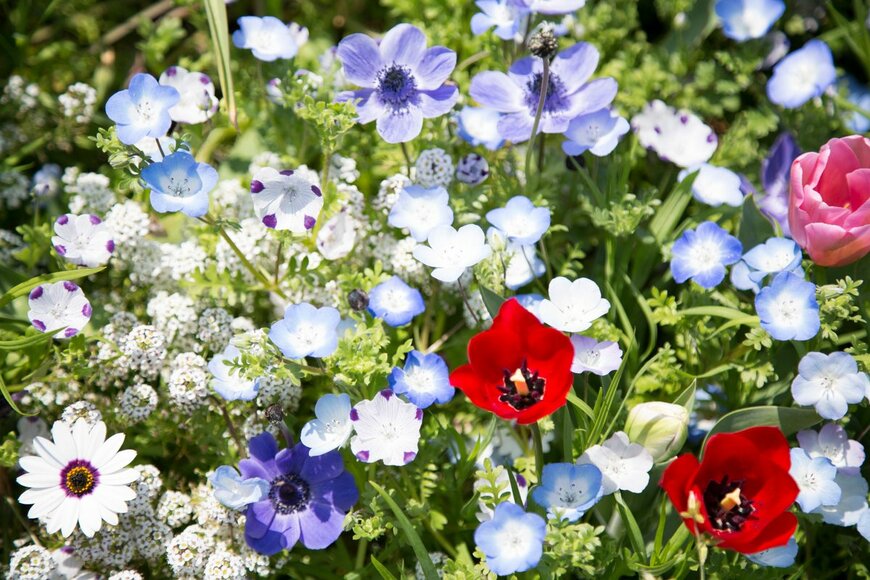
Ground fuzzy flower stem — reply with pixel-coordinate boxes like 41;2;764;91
524;58;550;193
210;395;245;453
530;422;544;483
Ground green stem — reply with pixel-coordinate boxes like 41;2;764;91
400;142;413;176
273;239;284;285
524;57;550;194
530;422;544;483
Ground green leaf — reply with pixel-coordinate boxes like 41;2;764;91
0;267;105;310
672;381;696;412
370;556;398;580
703;406;822;449
478;286;506;319
676;306;755;321
0;373;36;416
566;392;595;420
369;481;438;580
506;467;524;506
738;195;775;249
614;492;646;558
204;0;237;130
650;171;698;245
0;329;60;351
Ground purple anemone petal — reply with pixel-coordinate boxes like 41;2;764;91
414;47;457;90
497;111;535;142
376;106;423;144
379;23;427;68
336;34;382;87
419;85;459;118
550;42;600;93
564;77;618;119
245;499;278;540
298;500;347;549
470;71;525;112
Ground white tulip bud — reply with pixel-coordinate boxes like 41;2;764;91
624;402;689;462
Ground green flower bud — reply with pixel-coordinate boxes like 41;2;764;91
624;402;689;462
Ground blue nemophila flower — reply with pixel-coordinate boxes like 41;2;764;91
678;163;744;207
457;106;504;150
791;351;868;420
810;471;869;527
208;344;260;402
532;462;603;522
519;0;585;15
486;195;550;246
388;350;454;408
105;73;179;145
715;0;785;42
746;537;799;568
767;40;836;109
844;78;870;133
412;224;491;282
797;423;866;476
336;24;459;143
754;272;819;341
859;510;870;542
140;150;217;218
731;237;804;293
209;465;269;511
789;448;841;512
269;302;341;359
470;42;617;143
367;276;425;327
471;0;529;41
474;502;546;576
232;16;303;62
239;433;359;554
569;335;622;376
758;132;800;237
562;108;629;157
387;185;453;242
670;221;742;289
250;167;324;232
300;393;354;457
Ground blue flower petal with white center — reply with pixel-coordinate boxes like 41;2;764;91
486;195;551;246
368;276;425;327
858;510;870;542
791;351;869;420
232;16;300;62
746;537;799;568
797;423;866;476
755;272;819;341
767;40;837;109
388;350;454;408
531;463;603;522
678;164;745;207
269;302;341;358
457;106;505;151
474;502;547;576
715;0;785;42
300;393;354;456
670;221;742;289
141;150;217;218
730;260;761;293
209;465;270;510
387;185;453;242
743;237;803;277
811;472;869;527
105;73;179;145
789;448;842;512
471;0;529;41
562;108;629;157
209;344;260;402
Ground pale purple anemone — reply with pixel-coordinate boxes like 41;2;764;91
469;42;617;143
758;132;800;237
336;23;459;143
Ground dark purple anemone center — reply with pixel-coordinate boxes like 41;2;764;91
377;64;418;108
498;360;546;411
525;72;568;114
60;459;99;497
269;473;311;514
703;475;755;532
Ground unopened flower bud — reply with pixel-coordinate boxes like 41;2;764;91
624;402;689;462
528;24;558;60
264;404;285;426
347;289;369;311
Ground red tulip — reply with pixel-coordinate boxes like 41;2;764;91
660;426;799;554
449;298;574;424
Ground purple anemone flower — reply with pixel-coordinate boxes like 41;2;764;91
758;132;800;237
240;432;359;555
336;23;459;143
469;42;617;143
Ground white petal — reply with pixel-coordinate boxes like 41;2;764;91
91;433;126;469
98;449;137;474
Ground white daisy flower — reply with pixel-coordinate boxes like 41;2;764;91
350;390;423;466
27;281;92;339
17;419;138;538
538;276;610;333
250;167;324;232
52;213;115;267
632;100;718;168
158;66;219;125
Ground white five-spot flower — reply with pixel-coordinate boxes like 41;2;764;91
52;213;114;268
27;281;92;339
158;66;219;125
250;167;324;232
350;390;423;466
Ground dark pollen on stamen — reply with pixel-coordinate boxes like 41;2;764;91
703;475;756;532
498;360;545;410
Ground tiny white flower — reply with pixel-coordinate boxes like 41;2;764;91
538;276;610;333
577;431;653;495
789;448;841;512
412;224;492;283
632;100;717;168
569;335;623;375
678;163;744;207
300;393;354;456
209;465;269;510
350;390;423;466
387;185;454;242
52;213;114;267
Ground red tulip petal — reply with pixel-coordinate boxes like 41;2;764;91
467;324;523;384
660;453;700;514
720;512;797;554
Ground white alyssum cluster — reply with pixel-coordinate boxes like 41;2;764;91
2;75;40;111
329;154;360;183
64;168;116;214
119;325;168;381
375;173;412;214
211;178;253;219
414;148;454;188
60;400;102;426
6;545;57;580
196;307;234;353
20;376;83;411
128;464;163;515
146;291;198;344
167;352;210;412
59;82;97;124
256;373;303;412
165;524;216;577
1;171;30;209
157;491;195;528
118;383;158;423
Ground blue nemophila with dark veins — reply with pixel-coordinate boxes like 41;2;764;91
336;24;459;143
470;42;617;143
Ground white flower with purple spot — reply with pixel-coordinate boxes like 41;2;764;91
791;351;868;420
17;419;138;538
486;195;550;246
538;276;610;333
301;393;354;456
350;390;423;466
52;213;114;268
387;185;454;242
570;335;623;375
678;163;744;207
250;167;324;232
158;66;219;125
412;224;492;282
208;344;260;402
632;100;718;168
797;423;865;476
269;302;341;359
562;108;630;157
28;281;92;339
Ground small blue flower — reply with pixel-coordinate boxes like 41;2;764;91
387;185;453;242
269;302;341;358
731;237;804;293
140;150;217;218
232;16;300;62
368;276;425;327
755;272;819;341
474;502;546;576
791;351;869;420
670;221;742;289
858;510;870;542
562;108;630;157
457;106;504;150
789;448;842;512
486;195;551;246
746;537;799;568
105;73;179;145
209;465;269;510
678;164;744;207
388;350;454;408
519;0;586;15
531;463;603;522
715;0;785;42
810;471;869;527
767;40;837;109
209;344;260;402
471;0;528;41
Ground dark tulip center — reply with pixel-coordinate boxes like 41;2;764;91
377;64;418;108
703;475;755;532
269;474;311;514
498;360;546;410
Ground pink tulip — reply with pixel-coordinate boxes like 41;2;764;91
789;135;870;267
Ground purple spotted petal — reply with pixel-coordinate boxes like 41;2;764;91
303;215;316;230
403;451;416;464
63;281;78;292
251;180;264;193
263;214;278;228
29;286;43;300
57;215;69;225
32;319;46;331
